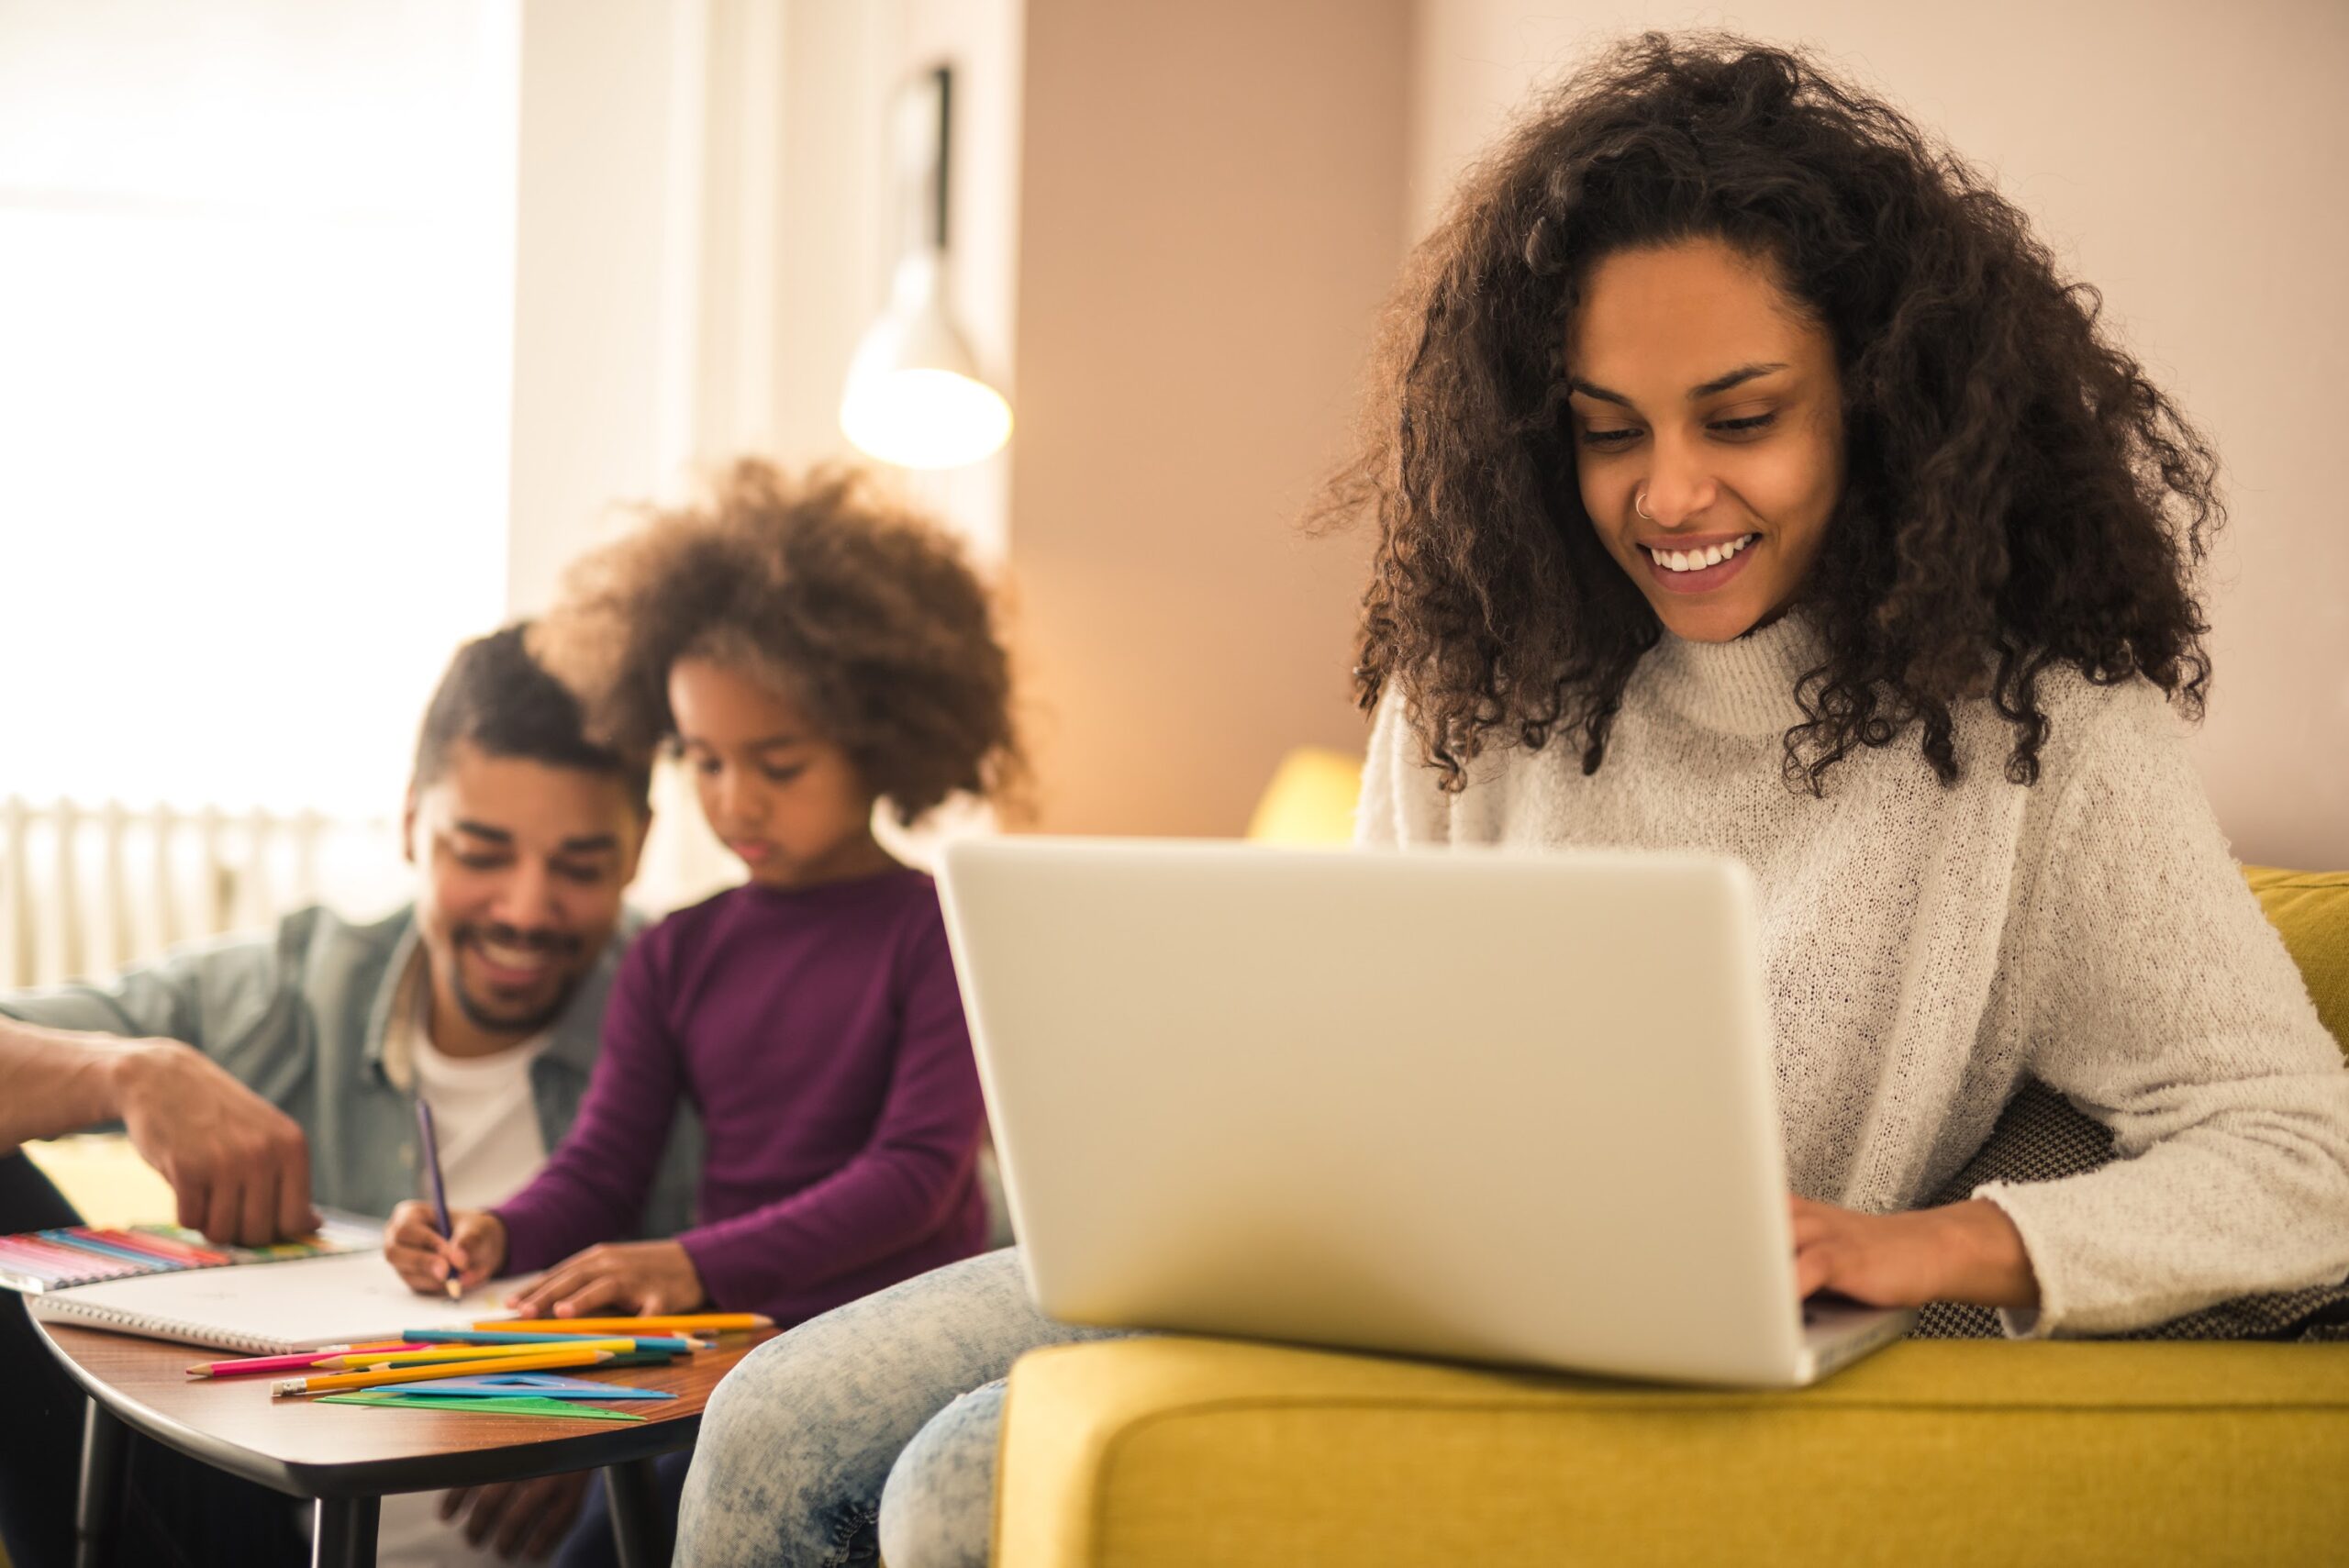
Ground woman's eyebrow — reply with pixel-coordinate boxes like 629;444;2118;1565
1690;361;1790;397
675;733;805;751
1566;361;1792;406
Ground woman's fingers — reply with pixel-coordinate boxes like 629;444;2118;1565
1794;1240;1836;1299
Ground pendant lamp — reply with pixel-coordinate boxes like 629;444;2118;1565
839;65;1010;470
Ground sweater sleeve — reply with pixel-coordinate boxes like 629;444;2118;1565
1973;685;2349;1337
674;910;984;1312
493;936;685;1273
1355;686;1451;847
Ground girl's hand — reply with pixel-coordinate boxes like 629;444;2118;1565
384;1201;507;1296
504;1240;706;1319
1788;1195;2039;1310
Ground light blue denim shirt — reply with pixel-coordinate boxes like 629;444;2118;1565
0;904;699;1234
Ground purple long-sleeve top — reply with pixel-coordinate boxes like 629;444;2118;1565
492;868;990;1325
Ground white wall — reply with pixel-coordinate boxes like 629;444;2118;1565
1409;0;2349;867
505;0;1023;903
507;0;707;618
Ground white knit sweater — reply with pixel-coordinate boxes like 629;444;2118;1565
1355;614;2349;1337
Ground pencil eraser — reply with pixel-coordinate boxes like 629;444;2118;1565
271;1379;299;1397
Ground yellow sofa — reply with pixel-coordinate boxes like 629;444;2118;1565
993;757;2349;1566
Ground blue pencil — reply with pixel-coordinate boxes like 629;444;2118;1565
400;1327;708;1353
35;1230;177;1271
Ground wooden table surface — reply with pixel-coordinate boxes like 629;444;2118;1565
37;1318;778;1499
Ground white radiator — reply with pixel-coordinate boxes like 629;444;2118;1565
0;798;405;991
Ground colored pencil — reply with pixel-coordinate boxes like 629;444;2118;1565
325;1339;643;1369
0;1234;142;1279
482;1314;773;1333
400;1327;707;1352
35;1230;185;1269
82;1228;227;1266
186;1342;420;1378
273;1348;614;1397
415;1098;463;1301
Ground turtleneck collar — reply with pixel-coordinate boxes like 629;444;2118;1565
1642;612;1824;738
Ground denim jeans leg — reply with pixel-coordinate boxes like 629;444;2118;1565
874;1378;1011;1568
673;1247;1123;1568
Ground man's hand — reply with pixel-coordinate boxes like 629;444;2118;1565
111;1040;318;1246
1788;1195;2039;1310
504;1240;706;1319
440;1471;591;1561
385;1201;507;1296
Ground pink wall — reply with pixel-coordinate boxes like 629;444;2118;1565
1007;0;1406;835
1407;0;2349;865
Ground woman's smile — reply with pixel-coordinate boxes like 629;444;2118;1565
1638;531;1760;594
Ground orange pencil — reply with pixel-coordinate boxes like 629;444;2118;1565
272;1347;612;1397
320;1338;643;1370
483;1314;772;1334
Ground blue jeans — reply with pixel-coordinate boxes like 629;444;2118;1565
674;1248;1123;1567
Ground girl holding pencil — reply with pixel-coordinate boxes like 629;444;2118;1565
385;461;1020;1563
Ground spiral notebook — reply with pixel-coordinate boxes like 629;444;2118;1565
25;1250;538;1354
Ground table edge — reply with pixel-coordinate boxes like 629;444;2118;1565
34;1318;707;1500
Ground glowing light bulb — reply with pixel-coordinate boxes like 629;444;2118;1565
840;252;1010;470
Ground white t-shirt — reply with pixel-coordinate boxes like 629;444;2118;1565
375;956;562;1566
409;1027;551;1213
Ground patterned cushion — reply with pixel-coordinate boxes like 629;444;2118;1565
1912;1079;2349;1340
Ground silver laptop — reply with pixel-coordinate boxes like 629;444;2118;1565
936;837;1914;1388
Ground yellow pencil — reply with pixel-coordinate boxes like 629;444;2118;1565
321;1339;642;1369
272;1348;613;1397
484;1314;773;1333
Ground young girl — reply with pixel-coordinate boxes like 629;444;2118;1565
671;36;2349;1568
385;461;1022;1561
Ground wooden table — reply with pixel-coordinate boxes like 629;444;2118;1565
35;1318;776;1568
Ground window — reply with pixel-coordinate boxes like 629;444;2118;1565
0;0;518;817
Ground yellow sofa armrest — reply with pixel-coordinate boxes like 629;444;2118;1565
997;1335;2349;1568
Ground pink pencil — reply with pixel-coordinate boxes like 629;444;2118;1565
0;1234;142;1280
184;1341;422;1379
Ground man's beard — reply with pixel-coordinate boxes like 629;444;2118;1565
449;921;586;1039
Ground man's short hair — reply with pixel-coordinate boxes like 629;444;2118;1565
411;623;652;809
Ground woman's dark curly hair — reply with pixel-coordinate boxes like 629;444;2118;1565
1316;32;2218;794
531;460;1025;826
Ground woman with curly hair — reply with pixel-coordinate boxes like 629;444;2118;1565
384;461;1023;1565
673;35;2349;1568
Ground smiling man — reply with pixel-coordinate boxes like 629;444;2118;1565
0;623;698;1568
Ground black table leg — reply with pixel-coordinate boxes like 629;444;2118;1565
73;1400;127;1568
607;1457;669;1568
312;1496;380;1568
